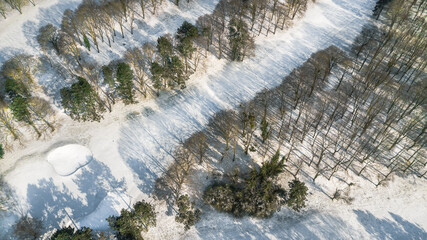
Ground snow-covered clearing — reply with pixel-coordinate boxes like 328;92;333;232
47;144;93;176
1;0;426;239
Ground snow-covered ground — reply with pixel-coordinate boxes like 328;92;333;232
0;0;82;65
1;0;426;239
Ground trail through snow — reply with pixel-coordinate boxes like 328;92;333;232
1;0;426;239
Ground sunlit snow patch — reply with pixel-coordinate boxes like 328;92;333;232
47;144;93;176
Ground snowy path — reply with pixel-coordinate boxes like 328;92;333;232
1;0;427;239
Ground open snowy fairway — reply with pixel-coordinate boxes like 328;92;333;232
1;0;426;239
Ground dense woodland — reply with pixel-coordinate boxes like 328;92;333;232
0;0;426;239
155;0;426;233
0;0;310;149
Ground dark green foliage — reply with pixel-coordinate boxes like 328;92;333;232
157;36;173;62
260;150;285;179
203;183;237;213
260;117;270;143
102;65;114;87
13;216;42;240
50;226;94;240
10;95;32;124
228;18;251;61
204;151;288;218
287;179;308;212
5;78;30;98
151;62;164;90
175;194;201;231
177;21;199;42
83;34;90;51
116;63;135;104
60;77;105;122
0;144;4;159
177;38;196;74
167;56;186;88
107;200;156;240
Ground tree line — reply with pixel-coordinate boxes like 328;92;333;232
0;0;312;152
0;0;36;18
154;0;426;223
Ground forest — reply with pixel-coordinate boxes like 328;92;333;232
0;0;425;239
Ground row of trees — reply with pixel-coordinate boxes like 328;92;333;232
8;199;156;239
0;54;56;142
155;1;426;219
0;0;35;18
40;0;312;122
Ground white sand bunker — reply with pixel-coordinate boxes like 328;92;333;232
47;144;93;176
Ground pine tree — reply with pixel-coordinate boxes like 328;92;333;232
107;200;156;240
60;77;105;122
0;144;3;159
287;179;308;212
102;65;114;87
83;34;91;51
177;38;196;74
260;117;270;143
50;226;94;240
151;61;164;92
260;150;285;179
177;21;199;42
157;36;173;63
9;95;41;138
175;194;201;231
228;18;252;61
116;62;135;104
5;78;30;98
167;56;186;88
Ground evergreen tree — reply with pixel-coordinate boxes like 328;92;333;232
60;77;105;122
204;152;287;218
175;194;201;231
50;226;94;240
287;179;308;212
83;34;91;51
116;62;135;104
107;200;156;240
151;61;164;92
260;150;285;179
0;144;4;159
177;38;196;74
228;18;252;61
167;56;186;88
157;36;173;63
102;65;114;87
5;78;30;98
177;21;199;42
9;95;41;138
260;117;270;143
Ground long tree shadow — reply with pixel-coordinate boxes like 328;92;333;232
194;209;361;239
26;158;126;232
354;210;427;239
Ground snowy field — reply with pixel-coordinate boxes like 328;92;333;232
1;0;426;239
